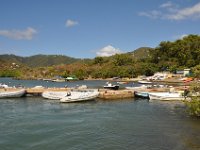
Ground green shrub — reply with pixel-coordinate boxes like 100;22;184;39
186;97;200;117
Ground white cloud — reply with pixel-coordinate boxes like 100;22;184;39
65;19;78;27
96;45;122;57
0;27;37;40
139;10;162;19
139;2;200;21
166;2;200;20
160;1;179;13
160;1;173;8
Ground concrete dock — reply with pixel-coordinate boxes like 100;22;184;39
1;86;186;100
25;87;135;99
98;89;134;99
26;87;70;96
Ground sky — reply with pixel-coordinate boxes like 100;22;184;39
0;0;200;58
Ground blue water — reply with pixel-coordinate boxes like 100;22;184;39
0;78;200;150
0;77;133;89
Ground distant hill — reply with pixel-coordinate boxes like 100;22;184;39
0;47;153;68
128;47;153;60
0;54;80;67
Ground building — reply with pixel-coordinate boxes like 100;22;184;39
183;69;191;76
176;69;191;77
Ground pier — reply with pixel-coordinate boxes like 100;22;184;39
98;89;134;99
25;88;135;99
3;87;134;99
1;86;189;100
26;87;70;96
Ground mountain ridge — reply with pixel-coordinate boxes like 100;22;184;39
0;47;152;67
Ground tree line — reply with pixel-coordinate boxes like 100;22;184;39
1;34;200;79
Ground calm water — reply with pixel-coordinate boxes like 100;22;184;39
0;78;200;150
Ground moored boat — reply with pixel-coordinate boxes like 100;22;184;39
0;89;26;98
103;82;119;90
148;92;190;101
60;91;99;103
51;79;66;82
42;91;69;100
138;80;152;84
134;91;149;99
117;81;129;84
126;84;148;90
0;83;9;88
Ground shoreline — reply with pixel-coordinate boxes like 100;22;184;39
1;77;197;86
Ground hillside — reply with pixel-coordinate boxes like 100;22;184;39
0;54;80;67
0;47;152;68
128;47;153;60
1;34;200;80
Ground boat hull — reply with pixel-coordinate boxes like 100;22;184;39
134;91;149;99
42;91;68;100
104;85;119;90
60;91;99;103
0;89;26;98
148;92;189;101
138;80;152;84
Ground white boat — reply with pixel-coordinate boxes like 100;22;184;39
51;79;66;82
75;85;88;89
104;82;119;90
148;92;189;101
126;84;148;90
0;89;26;98
138;80;152;84
117;81;128;84
33;85;44;89
0;83;9;88
42;91;69;100
134;91;149;99
60;91;99;103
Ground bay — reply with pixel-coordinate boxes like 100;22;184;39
0;78;200;150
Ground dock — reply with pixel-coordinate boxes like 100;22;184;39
25;87;135;99
1;86;187;100
4;87;134;100
25;87;70;96
98;89;134;99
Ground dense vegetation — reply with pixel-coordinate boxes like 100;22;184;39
186;83;200;117
0;54;80;67
151;35;200;72
0;34;200;79
186;97;200;117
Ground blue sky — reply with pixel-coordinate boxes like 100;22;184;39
0;0;200;58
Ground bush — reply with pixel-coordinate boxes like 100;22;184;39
0;70;22;77
185;97;200;117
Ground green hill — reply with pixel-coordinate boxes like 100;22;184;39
0;54;80;67
128;47;153;60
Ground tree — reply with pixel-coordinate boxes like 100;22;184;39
62;70;70;78
186;97;200;117
73;69;87;80
192;65;200;78
113;54;133;66
94;57;104;65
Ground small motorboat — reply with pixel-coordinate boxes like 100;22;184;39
60;90;99;103
148;92;190;101
117;81;128;84
0;89;26;98
103;82;119;90
126;84;148;90
138;80;152;84
134;91;149;99
42;91;69;100
0;83;9;88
